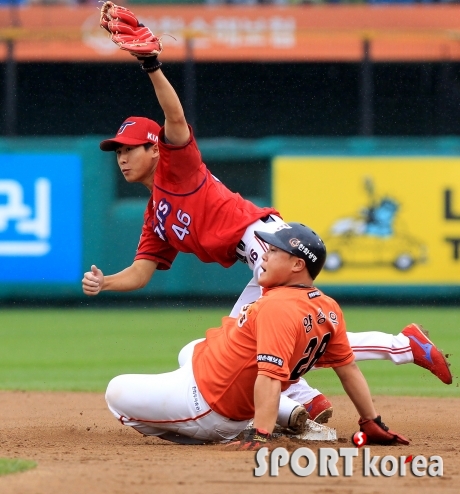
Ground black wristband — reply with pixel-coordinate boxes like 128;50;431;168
373;416;389;431
139;57;162;73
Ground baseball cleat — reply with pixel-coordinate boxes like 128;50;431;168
273;405;309;435
287;405;309;435
402;323;452;385
296;419;337;442
304;394;333;424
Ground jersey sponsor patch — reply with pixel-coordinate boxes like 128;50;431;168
257;354;284;367
308;290;321;299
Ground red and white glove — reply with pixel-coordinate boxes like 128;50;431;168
359;416;410;445
100;2;139;33
100;1;162;71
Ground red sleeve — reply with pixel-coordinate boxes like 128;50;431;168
134;200;179;270
156;126;203;188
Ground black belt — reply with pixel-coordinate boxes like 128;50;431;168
261;215;276;224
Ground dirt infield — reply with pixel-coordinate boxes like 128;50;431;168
0;391;459;494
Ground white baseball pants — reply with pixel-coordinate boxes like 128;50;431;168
106;341;249;444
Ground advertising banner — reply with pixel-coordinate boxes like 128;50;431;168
0;154;81;282
273;157;460;285
1;5;460;62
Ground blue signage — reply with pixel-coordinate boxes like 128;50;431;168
0;154;82;282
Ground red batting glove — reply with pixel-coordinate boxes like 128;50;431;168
359;416;410;445
226;428;271;451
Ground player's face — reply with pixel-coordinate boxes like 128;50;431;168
258;245;296;288
116;144;159;189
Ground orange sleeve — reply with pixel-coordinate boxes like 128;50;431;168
254;303;299;382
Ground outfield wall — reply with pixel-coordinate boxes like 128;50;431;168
1;137;459;303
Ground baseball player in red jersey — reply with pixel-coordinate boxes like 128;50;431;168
99;115;279;273
105;222;409;448
84;4;452;432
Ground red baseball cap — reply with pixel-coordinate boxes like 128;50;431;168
99;116;161;151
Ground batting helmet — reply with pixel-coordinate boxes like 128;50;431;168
254;222;327;279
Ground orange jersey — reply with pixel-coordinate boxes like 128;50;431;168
192;286;354;421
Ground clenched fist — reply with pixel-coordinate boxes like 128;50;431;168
82;265;104;296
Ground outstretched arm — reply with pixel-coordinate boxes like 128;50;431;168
99;2;189;145
334;361;410;445
148;70;190;146
333;361;376;419
82;259;158;296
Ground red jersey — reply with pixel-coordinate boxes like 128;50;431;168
192;286;354;421
135;126;279;269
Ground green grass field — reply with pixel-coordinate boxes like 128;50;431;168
0;458;36;477
0;307;458;397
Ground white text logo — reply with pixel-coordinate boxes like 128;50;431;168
0;179;51;256
254;447;443;478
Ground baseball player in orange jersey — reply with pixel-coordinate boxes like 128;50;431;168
85;2;452;433
105;222;410;448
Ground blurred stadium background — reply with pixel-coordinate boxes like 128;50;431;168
1;1;459;394
2;2;460;304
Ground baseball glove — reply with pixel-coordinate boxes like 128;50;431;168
359;416;410;445
100;1;163;65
